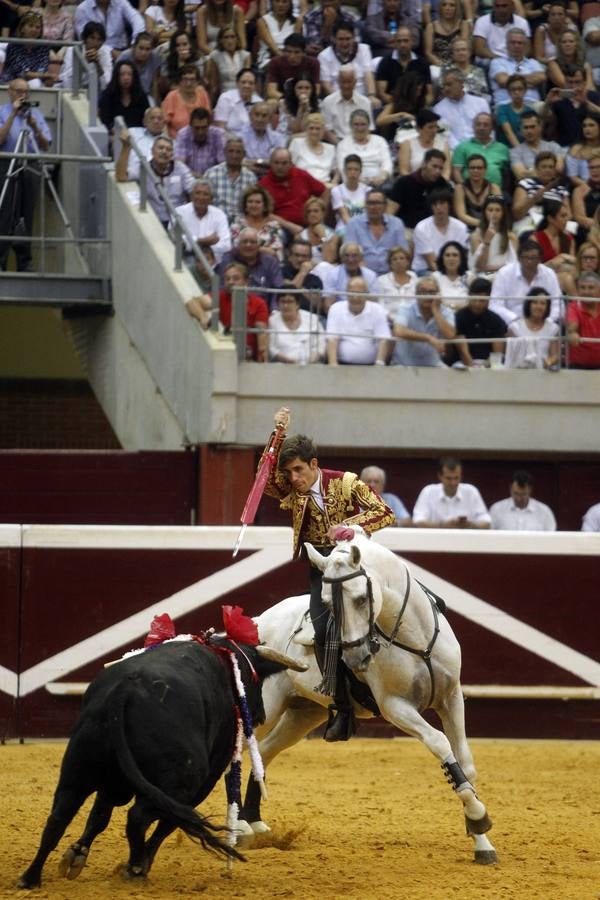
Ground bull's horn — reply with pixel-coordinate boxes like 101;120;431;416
256;645;309;672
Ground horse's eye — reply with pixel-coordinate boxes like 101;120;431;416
355;595;368;609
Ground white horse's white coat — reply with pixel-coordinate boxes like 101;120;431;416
248;533;497;864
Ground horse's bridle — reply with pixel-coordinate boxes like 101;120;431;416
322;567;381;656
322;563;442;708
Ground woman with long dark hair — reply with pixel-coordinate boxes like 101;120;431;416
453;154;499;230
504;288;560;370
277;73;319;138
433;240;470;309
99;60;149;131
375;71;427;143
470;195;517;276
145;0;188;48
160;30;204;97
566;115;600;188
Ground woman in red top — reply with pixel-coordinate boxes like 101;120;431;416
533;197;577;296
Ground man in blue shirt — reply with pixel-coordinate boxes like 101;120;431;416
75;0;145;56
0;79;53;271
391;276;456;366
344;188;408;275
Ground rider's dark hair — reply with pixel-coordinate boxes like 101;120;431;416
279;434;318;469
438;456;461;473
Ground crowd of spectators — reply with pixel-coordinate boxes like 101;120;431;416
2;0;600;367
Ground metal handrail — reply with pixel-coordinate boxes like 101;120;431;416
114;116;220;329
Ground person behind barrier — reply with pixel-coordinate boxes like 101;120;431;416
326;275;391;365
412;457;491;529
490;470;557;531
260;406;394;740
359;465;411;525
0;78;52;272
116;134;194;228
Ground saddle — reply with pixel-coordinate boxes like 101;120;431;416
290;610;381;717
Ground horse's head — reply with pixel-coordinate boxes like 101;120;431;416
306;539;382;673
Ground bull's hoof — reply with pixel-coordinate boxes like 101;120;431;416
16;872;40;890
58;844;88;880
234;820;257;850
119;863;148;881
250;820;271;835
474;849;498;865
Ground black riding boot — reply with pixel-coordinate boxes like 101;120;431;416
323;660;356;743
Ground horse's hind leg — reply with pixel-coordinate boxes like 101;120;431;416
436;683;476;783
58;791;114;880
381;695;497;865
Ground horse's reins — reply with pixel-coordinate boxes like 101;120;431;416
323;565;441;710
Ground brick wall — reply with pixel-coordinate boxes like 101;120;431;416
0;379;120;449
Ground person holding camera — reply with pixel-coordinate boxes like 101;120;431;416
0;78;52;272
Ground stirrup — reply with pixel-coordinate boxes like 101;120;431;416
323;704;356;742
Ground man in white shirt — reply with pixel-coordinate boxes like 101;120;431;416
173;180;231;264
489;28;546;107
326;276;390;365
413;458;491;529
473;0;530;62
582;502;600;532
412;189;469;275
433;70;491;151
213;70;263;138
490;239;562;324
319;22;375;100
322;66;374;144
490;471;557;531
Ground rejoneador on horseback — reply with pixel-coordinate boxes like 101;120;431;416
259;406;395;741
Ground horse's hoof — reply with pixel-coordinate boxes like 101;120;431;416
250;820;271;835
474;849;498;865
58;844;88;879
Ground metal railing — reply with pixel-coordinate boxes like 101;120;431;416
226;285;600;368
114;116;220;328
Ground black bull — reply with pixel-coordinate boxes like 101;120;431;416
18;639;298;889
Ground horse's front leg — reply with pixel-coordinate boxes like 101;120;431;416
380;694;497;865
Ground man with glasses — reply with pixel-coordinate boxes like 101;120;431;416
282;239;324;307
473;0;530;63
489;28;545;107
572;152;600;239
314;242;377;309
451;112;510;189
490;239;561;324
344;189;408;275
509;111;564;181
544;65;600;148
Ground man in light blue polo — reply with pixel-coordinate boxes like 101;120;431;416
391;276;456;367
344;188;408;275
489;28;545;107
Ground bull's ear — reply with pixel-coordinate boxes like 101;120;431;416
305;542;327;571
350;545;361;567
256;644;309;672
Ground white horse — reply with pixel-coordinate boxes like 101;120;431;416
240;531;497;865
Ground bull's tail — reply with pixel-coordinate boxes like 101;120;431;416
108;679;245;862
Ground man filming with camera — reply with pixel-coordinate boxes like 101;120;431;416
0;78;52;271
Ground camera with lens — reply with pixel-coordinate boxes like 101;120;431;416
20;100;40;114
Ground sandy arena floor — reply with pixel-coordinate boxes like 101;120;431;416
2;738;599;900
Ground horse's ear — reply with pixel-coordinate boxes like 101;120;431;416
349;545;361;567
305;542;327;571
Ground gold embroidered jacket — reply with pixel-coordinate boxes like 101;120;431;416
259;434;395;558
